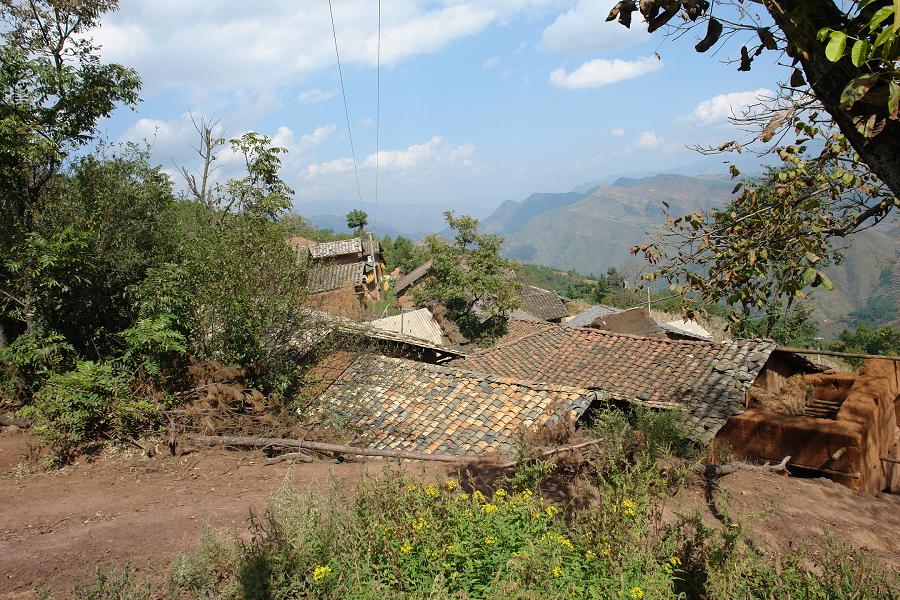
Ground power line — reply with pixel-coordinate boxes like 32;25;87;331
374;0;381;229
327;0;364;211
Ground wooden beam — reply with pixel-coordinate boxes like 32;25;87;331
776;347;900;361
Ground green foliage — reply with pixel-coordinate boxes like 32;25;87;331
173;217;311;396
346;209;368;233
0;0;141;242
636;167;853;324
382;235;427;273
733;300;820;347
416;212;521;344
20;360;157;462
830;324;900;366
0;329;74;399
71;566;150;600
220;133;293;221
516;264;597;300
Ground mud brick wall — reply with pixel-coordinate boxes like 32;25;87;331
305;287;365;319
716;359;900;494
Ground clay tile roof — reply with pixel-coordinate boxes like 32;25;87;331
564;304;627;328
566;304;713;341
315;355;596;455
309;237;363;259
518;285;569;321
307;261;366;294
393;259;433;295
451;325;776;443
496;319;558;346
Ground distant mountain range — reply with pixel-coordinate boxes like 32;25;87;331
479;173;897;336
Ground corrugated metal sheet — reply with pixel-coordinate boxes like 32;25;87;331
369;308;444;346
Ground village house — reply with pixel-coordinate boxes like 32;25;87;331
566;304;714;341
294;236;386;318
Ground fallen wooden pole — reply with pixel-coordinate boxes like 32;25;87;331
499;438;605;469
185;434;478;463
695;455;791;477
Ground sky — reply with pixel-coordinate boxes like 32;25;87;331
95;0;785;232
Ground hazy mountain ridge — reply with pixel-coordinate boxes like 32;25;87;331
483;173;896;333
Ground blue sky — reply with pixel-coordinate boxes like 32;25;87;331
95;0;784;231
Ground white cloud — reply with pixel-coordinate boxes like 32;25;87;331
549;55;662;89
360;117;375;127
95;1;556;96
482;56;501;69
681;88;774;126
540;0;648;54
634;131;662;148
611;127;625;137
298;88;337;104
302;135;475;179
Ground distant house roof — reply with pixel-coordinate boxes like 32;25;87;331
393;259;433;295
362;237;380;257
307;262;366;294
287;236;316;249
451;325;778;443
566;304;713;341
309;238;364;259
369;308;444;346
518;285;569;321
315;355;596;455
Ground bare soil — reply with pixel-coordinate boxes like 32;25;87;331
2;429;898;599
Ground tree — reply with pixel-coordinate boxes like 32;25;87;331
829;324;900;366
606;0;900;200
0;0;141;244
387;235;427;273
732;300;819;347
415;212;521;344
346;209;368;233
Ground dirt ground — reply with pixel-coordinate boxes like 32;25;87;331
2;429;899;598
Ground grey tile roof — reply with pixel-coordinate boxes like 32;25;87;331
393;259;433;295
315;355;596;455
307;261;366;294
308;238;364;259
519;285;569;321
451;325;777;443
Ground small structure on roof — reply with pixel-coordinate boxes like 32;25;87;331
452;323;821;443
368;308;444;347
566;304;713;341
314;355;596;455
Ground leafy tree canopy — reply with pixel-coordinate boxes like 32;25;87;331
415;212;521;344
346;209;368;233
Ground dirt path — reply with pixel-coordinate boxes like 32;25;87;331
2;430;899;598
0;432;445;598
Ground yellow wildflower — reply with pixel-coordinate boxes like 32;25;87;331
444;479;458;490
459;492;470;502
400;542;412;554
411;516;429;532
482;503;498;514
406;485;418;492
545;505;560;518
425;484;440;497
311;565;332;584
484;536;496;545
517;489;533;499
472;490;486;503
585;549;596;560
601;545;611;557
669;556;681;566
494;489;507;499
445;544;457;554
630;586;645;599
621;499;636;509
552;565;562;578
556;535;573;550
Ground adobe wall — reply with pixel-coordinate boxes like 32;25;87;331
306;287;364;319
716;359;900;494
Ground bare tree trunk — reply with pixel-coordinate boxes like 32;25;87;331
768;0;900;201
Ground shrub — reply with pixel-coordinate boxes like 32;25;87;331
20;360;157;462
0;330;75;400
